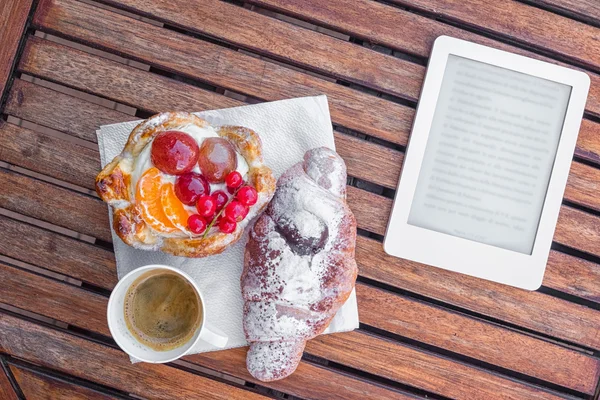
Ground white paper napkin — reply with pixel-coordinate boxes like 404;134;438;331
97;95;359;358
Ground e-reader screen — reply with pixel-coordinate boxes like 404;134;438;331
407;55;572;255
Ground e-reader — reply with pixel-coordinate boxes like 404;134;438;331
383;36;590;290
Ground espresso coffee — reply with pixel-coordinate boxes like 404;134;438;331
124;270;202;351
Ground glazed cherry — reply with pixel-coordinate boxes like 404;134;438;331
219;217;237;234
187;214;207;234
151;131;199;175
225;171;243;190
175;172;210;205
212;190;229;212
224;200;249;222
198;138;237;183
196;195;217;219
236;185;258;206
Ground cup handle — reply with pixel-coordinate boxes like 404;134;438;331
199;323;228;348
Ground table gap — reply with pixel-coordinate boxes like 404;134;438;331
4;356;137;400
0;162;96;197
375;0;600;76
514;0;600;29
0;358;25;400
359;324;589;399
357;274;598;355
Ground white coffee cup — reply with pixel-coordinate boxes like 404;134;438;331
107;264;228;363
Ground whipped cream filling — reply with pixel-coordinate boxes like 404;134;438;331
130;124;250;203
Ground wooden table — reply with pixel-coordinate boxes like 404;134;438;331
1;0;600;398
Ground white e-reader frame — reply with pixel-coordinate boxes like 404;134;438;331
383;36;590;290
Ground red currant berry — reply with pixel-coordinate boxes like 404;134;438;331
175;172;210;205
212;190;229;212
219;216;237;233
187;214;207;234
196;195;217;218
224;200;249;222
225;171;243;190
236;185;258;206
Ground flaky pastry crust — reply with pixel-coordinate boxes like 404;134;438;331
96;112;276;257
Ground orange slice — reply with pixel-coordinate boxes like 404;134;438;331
162;182;192;233
136;167;178;233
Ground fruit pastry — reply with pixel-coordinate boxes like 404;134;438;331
241;147;358;381
96;112;276;257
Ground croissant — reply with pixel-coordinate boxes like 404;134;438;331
241;147;358;381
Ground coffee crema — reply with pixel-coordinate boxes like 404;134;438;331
124;270;202;351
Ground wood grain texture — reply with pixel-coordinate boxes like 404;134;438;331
356;235;600;350
0;363;18;400
388;0;600;71
5;79;136;142
0;313;267;400
2;80;401;191
356;283;599;393
531;0;600;23
0;262;110;336
23;12;600;167
27;4;415;147
10;365;117;400
0;255;577;399
0;168;111;242
247;0;600;121
0;215;117;289
93;0;423;98
544;250;600;302
188;349;415;400
0;262;414;399
307;331;567;400
3;122;600;350
1;209;598;393
0;121;98;189
0;0;33;98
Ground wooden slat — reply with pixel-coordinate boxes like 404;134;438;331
66;0;600;165
8;89;600;258
0;120;98;189
0;215;117;289
3;79;401;190
530;0;600;23
27;3;415;147
307;331;568;400
544;251;600;303
0;313;266;400
356;283;599;393
356;235;600;349
0;258;575;399
0;0;33;97
3;115;600;350
387;0;600;70
5;91;600;215
10;365;117;400
0;262;110;335
247;0;600;122
0;363;18;400
0;167;111;242
24;4;600;167
187;348;415;400
2;208;599;393
89;0;423;97
0;261;415;400
5;78;135;142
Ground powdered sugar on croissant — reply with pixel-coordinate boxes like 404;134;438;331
242;147;357;381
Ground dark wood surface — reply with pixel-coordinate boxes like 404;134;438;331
1;0;600;398
0;0;33;100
